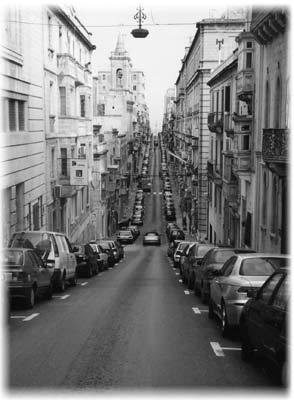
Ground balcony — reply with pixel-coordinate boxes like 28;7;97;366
262;128;289;177
57;53;85;86
208;112;223;134
232;152;251;173
236;71;254;103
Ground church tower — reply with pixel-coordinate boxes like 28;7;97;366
109;34;133;92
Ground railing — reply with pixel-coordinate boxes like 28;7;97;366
208;112;223;133
262;128;289;164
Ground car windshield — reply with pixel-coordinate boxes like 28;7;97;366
212;250;235;263
240;257;287;276
98;242;110;249
146;232;158;236
0;249;24;266
119;231;131;235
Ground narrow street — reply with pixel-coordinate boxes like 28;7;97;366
7;147;278;391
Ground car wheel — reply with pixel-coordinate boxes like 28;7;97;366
87;265;93;278
70;273;77;286
208;299;214;319
187;274;194;290
45;283;53;299
200;284;207;304
58;275;66;292
221;302;230;337
26;287;35;309
241;324;254;362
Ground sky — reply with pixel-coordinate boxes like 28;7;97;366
74;0;215;132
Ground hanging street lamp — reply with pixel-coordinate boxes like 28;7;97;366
131;6;149;38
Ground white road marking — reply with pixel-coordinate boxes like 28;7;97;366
184;290;190;295
175;272;180;275
172;267;176;270
10;315;26;319
159;192;162;195
179;279;183;283
222;347;241;351
23;313;39;322
53;294;71;299
153;192;157;194
192;307;201;314
210;342;225;357
80;282;88;286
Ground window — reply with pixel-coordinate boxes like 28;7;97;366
240;258;277;277
80;95;86;117
102;74;106;80
262;172;267;225
245;52;252;68
59;87;66;116
271;176;279;233
61;148;68;176
48;14;53;49
272;275;289;310
225;86;231;112
133;85;137;91
246;41;252;48
274;77;281;128
241;135;250;150
51;147;55;178
264;81;270;128
258;272;284;304
7;99;26;132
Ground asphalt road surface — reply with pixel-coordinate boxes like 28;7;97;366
6;145;283;393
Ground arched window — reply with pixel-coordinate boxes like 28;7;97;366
116;69;123;87
264;80;270;128
274;77;282;128
262;171;267;225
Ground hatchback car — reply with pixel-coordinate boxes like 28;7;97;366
194;247;255;303
73;244;99;277
117;230;134;244
96;241;116;267
9;231;77;292
143;231;161;246
89;242;109;270
239;267;289;385
173;241;196;268
208;253;289;337
101;240;124;261
1;247;53;308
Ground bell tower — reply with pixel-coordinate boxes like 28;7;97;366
109;34;132;91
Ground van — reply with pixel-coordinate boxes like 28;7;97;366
8;231;77;292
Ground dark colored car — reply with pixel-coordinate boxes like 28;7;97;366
240;267;289;385
182;243;216;288
169;229;185;243
1;247;53;308
128;225;140;238
72;244;99;277
96;241;116;267
89;242;109;271
194;247;256;303
101;240;124;262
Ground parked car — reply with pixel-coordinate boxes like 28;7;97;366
178;242;197;275
89;242;109;270
128;225;140;238
72;244;99;277
240;266;289;385
183;243;216;287
173;241;195;268
143;231;161;246
116;230;135;244
131;216;143;226
96;241;116;267
8;231;77;292
208;253;289;337
1;247;53;308
169;229;185;243
194;247;256;303
101;240;124;262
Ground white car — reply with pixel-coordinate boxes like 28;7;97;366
8;231;77;292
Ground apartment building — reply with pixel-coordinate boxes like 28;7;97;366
1;6;46;245
173;12;247;239
43;5;96;243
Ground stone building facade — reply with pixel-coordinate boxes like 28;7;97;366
1;6;46;245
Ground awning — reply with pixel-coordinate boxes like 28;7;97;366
167;150;187;164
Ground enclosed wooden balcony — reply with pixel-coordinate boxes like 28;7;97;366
208;112;223;134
